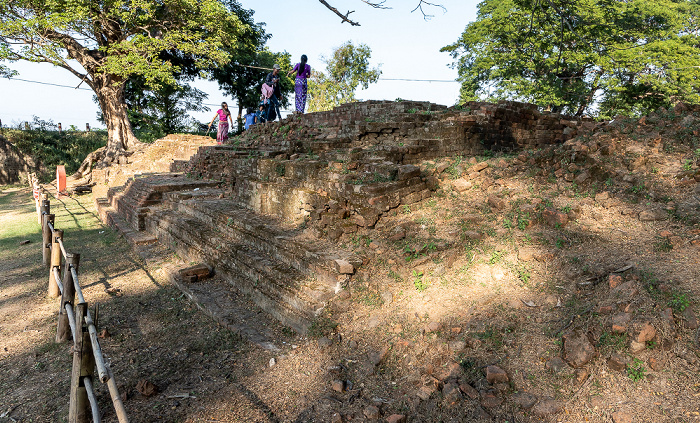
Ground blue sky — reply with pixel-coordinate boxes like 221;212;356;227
0;0;478;129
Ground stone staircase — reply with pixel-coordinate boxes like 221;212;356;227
144;188;357;333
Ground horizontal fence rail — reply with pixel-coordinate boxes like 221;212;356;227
29;173;129;423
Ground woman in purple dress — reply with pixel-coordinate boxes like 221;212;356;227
207;102;233;144
287;55;311;114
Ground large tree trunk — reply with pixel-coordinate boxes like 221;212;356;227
93;75;142;165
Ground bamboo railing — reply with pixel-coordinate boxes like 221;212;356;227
30;173;129;423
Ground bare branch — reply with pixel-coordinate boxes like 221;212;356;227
410;1;446;20
318;0;361;26
361;0;390;9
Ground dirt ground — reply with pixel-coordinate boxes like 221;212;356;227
1;108;700;423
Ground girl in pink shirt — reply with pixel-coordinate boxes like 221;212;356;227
208;102;233;144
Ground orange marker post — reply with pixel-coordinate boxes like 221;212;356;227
56;165;67;198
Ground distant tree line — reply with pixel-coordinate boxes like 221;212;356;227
442;0;700;118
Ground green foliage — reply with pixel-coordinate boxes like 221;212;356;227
597;331;627;352
412;270;428;292
627;358;647;382
442;0;700;117
0;0;253;146
5;118;107;181
668;292;690;313
308;41;382;112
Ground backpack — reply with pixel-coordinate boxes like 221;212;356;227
261;83;273;99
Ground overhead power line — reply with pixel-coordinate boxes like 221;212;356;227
6;77;93;91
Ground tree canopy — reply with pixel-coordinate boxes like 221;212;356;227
0;0;252;162
442;0;700;118
307;41;382;112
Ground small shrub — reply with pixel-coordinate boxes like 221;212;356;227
412;270;428;292
627;358;646;382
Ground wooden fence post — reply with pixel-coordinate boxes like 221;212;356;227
69;302;93;423
48;229;63;298
42;212;54;268
57;253;80;342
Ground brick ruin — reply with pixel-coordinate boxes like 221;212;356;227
0;135;39;185
96;100;589;333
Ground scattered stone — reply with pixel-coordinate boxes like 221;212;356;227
442;382;462;405
607;353;629;372
437;362;463;381
318;337;333;348
612;313;632;333
542;208;568;227
595;191;610;202
381;291;393;305
635;322;657;344
331;413;343;423
649;357;663;371
639;208;667;221
660;308;676;333
608;274;623;289
629;341;645;354
459;382;479;399
425;321;442;333
269;358;276;367
331;380;346;392
545;357;568;373
436;162;450;174
487;195;506;210
368;346;390;366
485;365;509;384
682;307;699;329
136;379;158;397
363;405;380;420
480;390;503;408
452;178;472;193
512;391;537;409
448;340;467;352
575;368;589;384
385;414;406;423
334;259;354;274
98;328;110;338
612;411;634;423
531;398;563;417
563;331;596;368
472;162;489;172
417;385;436;401
19;239;30;245
598;305;614;315
575;170;590;184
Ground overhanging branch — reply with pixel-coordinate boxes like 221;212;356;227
318;0;360;26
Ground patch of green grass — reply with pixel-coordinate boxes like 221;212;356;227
627;358;646;382
597;331;627;352
352;284;384;308
516;265;532;287
308;314;339;338
488;250;505;265
653;237;673;253
668;292;691;313
412;270;428;292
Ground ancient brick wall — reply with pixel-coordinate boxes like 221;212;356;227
0;135;37;185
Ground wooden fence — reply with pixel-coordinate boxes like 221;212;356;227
30;174;129;423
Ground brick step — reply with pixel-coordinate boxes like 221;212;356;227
147;209;333;333
97;202;158;246
160;192;356;289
